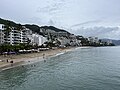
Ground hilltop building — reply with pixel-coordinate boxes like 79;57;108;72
88;37;99;43
40;27;69;38
57;37;70;47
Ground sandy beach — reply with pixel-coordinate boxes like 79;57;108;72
0;47;76;71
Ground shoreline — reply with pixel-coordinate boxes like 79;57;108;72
0;47;76;71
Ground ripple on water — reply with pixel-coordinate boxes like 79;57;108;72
0;47;120;90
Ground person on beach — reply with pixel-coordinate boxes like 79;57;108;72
43;54;46;62
44;59;46;62
10;60;14;66
6;59;9;63
10;60;13;63
43;54;45;59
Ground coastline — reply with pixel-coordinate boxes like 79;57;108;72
0;47;76;71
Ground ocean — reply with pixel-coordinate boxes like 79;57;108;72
0;46;120;90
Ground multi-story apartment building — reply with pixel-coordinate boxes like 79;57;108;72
4;29;21;44
88;37;99;43
0;24;32;45
32;33;48;46
21;28;32;44
0;24;5;44
4;29;30;45
0;24;48;46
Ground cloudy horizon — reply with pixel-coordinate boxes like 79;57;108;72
1;0;120;39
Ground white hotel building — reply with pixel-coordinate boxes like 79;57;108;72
3;27;31;45
32;33;47;46
0;24;48;46
0;24;5;44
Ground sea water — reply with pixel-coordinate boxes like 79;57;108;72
0;46;120;90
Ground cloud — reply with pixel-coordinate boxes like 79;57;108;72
70;26;120;39
37;4;60;13
36;0;66;14
70;20;102;28
1;0;120;39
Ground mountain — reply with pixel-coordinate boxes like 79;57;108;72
0;18;70;35
0;18;21;28
40;26;70;33
112;40;120;46
101;39;120;46
24;24;44;35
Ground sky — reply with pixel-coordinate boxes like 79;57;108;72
0;0;120;39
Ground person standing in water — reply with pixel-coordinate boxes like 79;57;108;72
43;54;46;62
43;54;45;59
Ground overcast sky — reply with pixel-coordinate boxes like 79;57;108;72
1;0;120;39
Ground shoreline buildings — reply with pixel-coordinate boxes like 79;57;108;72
0;24;48;46
0;22;114;47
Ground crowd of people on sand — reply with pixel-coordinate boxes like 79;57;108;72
0;53;47;68
0;49;70;70
0;48;68;69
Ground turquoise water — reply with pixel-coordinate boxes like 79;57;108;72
0;46;120;90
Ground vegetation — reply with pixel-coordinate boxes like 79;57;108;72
40;26;70;33
0;44;34;54
0;18;69;36
24;24;44;36
0;18;22;29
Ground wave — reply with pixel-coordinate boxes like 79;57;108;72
55;52;65;56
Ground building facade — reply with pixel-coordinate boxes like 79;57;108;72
88;37;99;43
31;33;48;46
0;24;5;44
0;24;42;45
